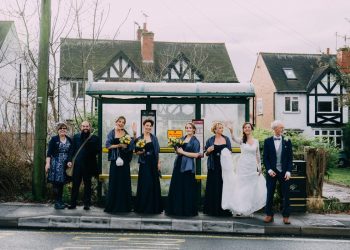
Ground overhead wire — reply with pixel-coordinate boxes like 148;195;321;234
230;0;322;52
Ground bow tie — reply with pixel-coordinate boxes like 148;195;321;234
274;137;281;141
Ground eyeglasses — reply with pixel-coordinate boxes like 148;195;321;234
59;127;67;130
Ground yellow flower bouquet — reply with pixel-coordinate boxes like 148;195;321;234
168;137;184;149
119;134;131;145
135;138;146;152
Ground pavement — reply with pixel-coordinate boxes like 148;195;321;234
1;202;350;238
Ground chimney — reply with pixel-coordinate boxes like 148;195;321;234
136;22;148;41
137;28;142;41
326;48;330;55
337;47;350;74
141;23;154;63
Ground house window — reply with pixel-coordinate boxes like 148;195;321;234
257;98;263;115
333;97;339;111
70;82;84;99
318;101;331;112
285;97;299;112
283;68;297;79
314;129;343;148
317;97;339;113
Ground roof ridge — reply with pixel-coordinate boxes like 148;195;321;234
155;41;225;45
0;20;14;24
61;37;139;43
260;52;336;56
61;37;225;45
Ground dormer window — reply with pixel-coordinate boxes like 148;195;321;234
283;68;297;79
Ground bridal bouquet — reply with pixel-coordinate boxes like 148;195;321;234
119;134;132;145
135;139;146;152
168;137;184;149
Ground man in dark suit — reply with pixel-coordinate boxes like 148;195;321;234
263;120;293;224
67;121;100;210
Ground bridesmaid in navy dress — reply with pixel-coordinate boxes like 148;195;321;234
134;119;163;214
167;122;200;216
104;116;134;213
204;122;232;216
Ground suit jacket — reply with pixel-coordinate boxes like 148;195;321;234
263;136;293;174
70;133;100;176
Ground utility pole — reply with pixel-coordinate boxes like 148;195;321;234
32;0;51;200
18;63;22;141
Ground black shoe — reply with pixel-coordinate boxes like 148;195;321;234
54;202;65;210
68;205;76;209
83;205;90;210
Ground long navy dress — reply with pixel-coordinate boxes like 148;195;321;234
104;138;132;213
167;143;198;216
135;142;163;214
203;144;232;216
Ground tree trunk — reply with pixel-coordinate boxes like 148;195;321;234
305;147;327;211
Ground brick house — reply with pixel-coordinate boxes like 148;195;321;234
251;51;349;148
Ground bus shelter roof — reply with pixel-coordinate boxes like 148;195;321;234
86;81;255;98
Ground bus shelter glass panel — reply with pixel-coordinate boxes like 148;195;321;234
101;103;146;197
152;103;196;195
200;103;245;175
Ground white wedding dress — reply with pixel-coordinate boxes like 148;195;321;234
221;139;266;215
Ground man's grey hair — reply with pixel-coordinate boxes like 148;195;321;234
271;120;284;130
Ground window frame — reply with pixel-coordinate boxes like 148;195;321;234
70;81;85;99
284;96;299;113
283;68;297;80
317;96;340;113
314;129;343;148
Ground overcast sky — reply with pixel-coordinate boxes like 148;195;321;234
2;0;350;82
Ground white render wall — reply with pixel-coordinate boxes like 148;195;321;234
58;80;94;121
274;93;307;130
275;92;348;139
0;24;26;131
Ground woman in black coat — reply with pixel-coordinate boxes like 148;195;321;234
45;123;73;209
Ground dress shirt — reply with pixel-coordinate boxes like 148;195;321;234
273;136;282;151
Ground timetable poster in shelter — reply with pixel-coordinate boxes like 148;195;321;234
141;110;156;135
192;119;204;153
167;130;183;139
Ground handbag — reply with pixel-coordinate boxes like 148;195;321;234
115;149;124;166
66;133;93;177
66;164;74;177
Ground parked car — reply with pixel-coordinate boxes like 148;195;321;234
338;151;349;168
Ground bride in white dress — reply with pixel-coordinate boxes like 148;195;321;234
221;122;267;215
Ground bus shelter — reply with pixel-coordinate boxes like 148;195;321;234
85;71;255;205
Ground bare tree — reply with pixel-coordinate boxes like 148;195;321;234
1;0;111;132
